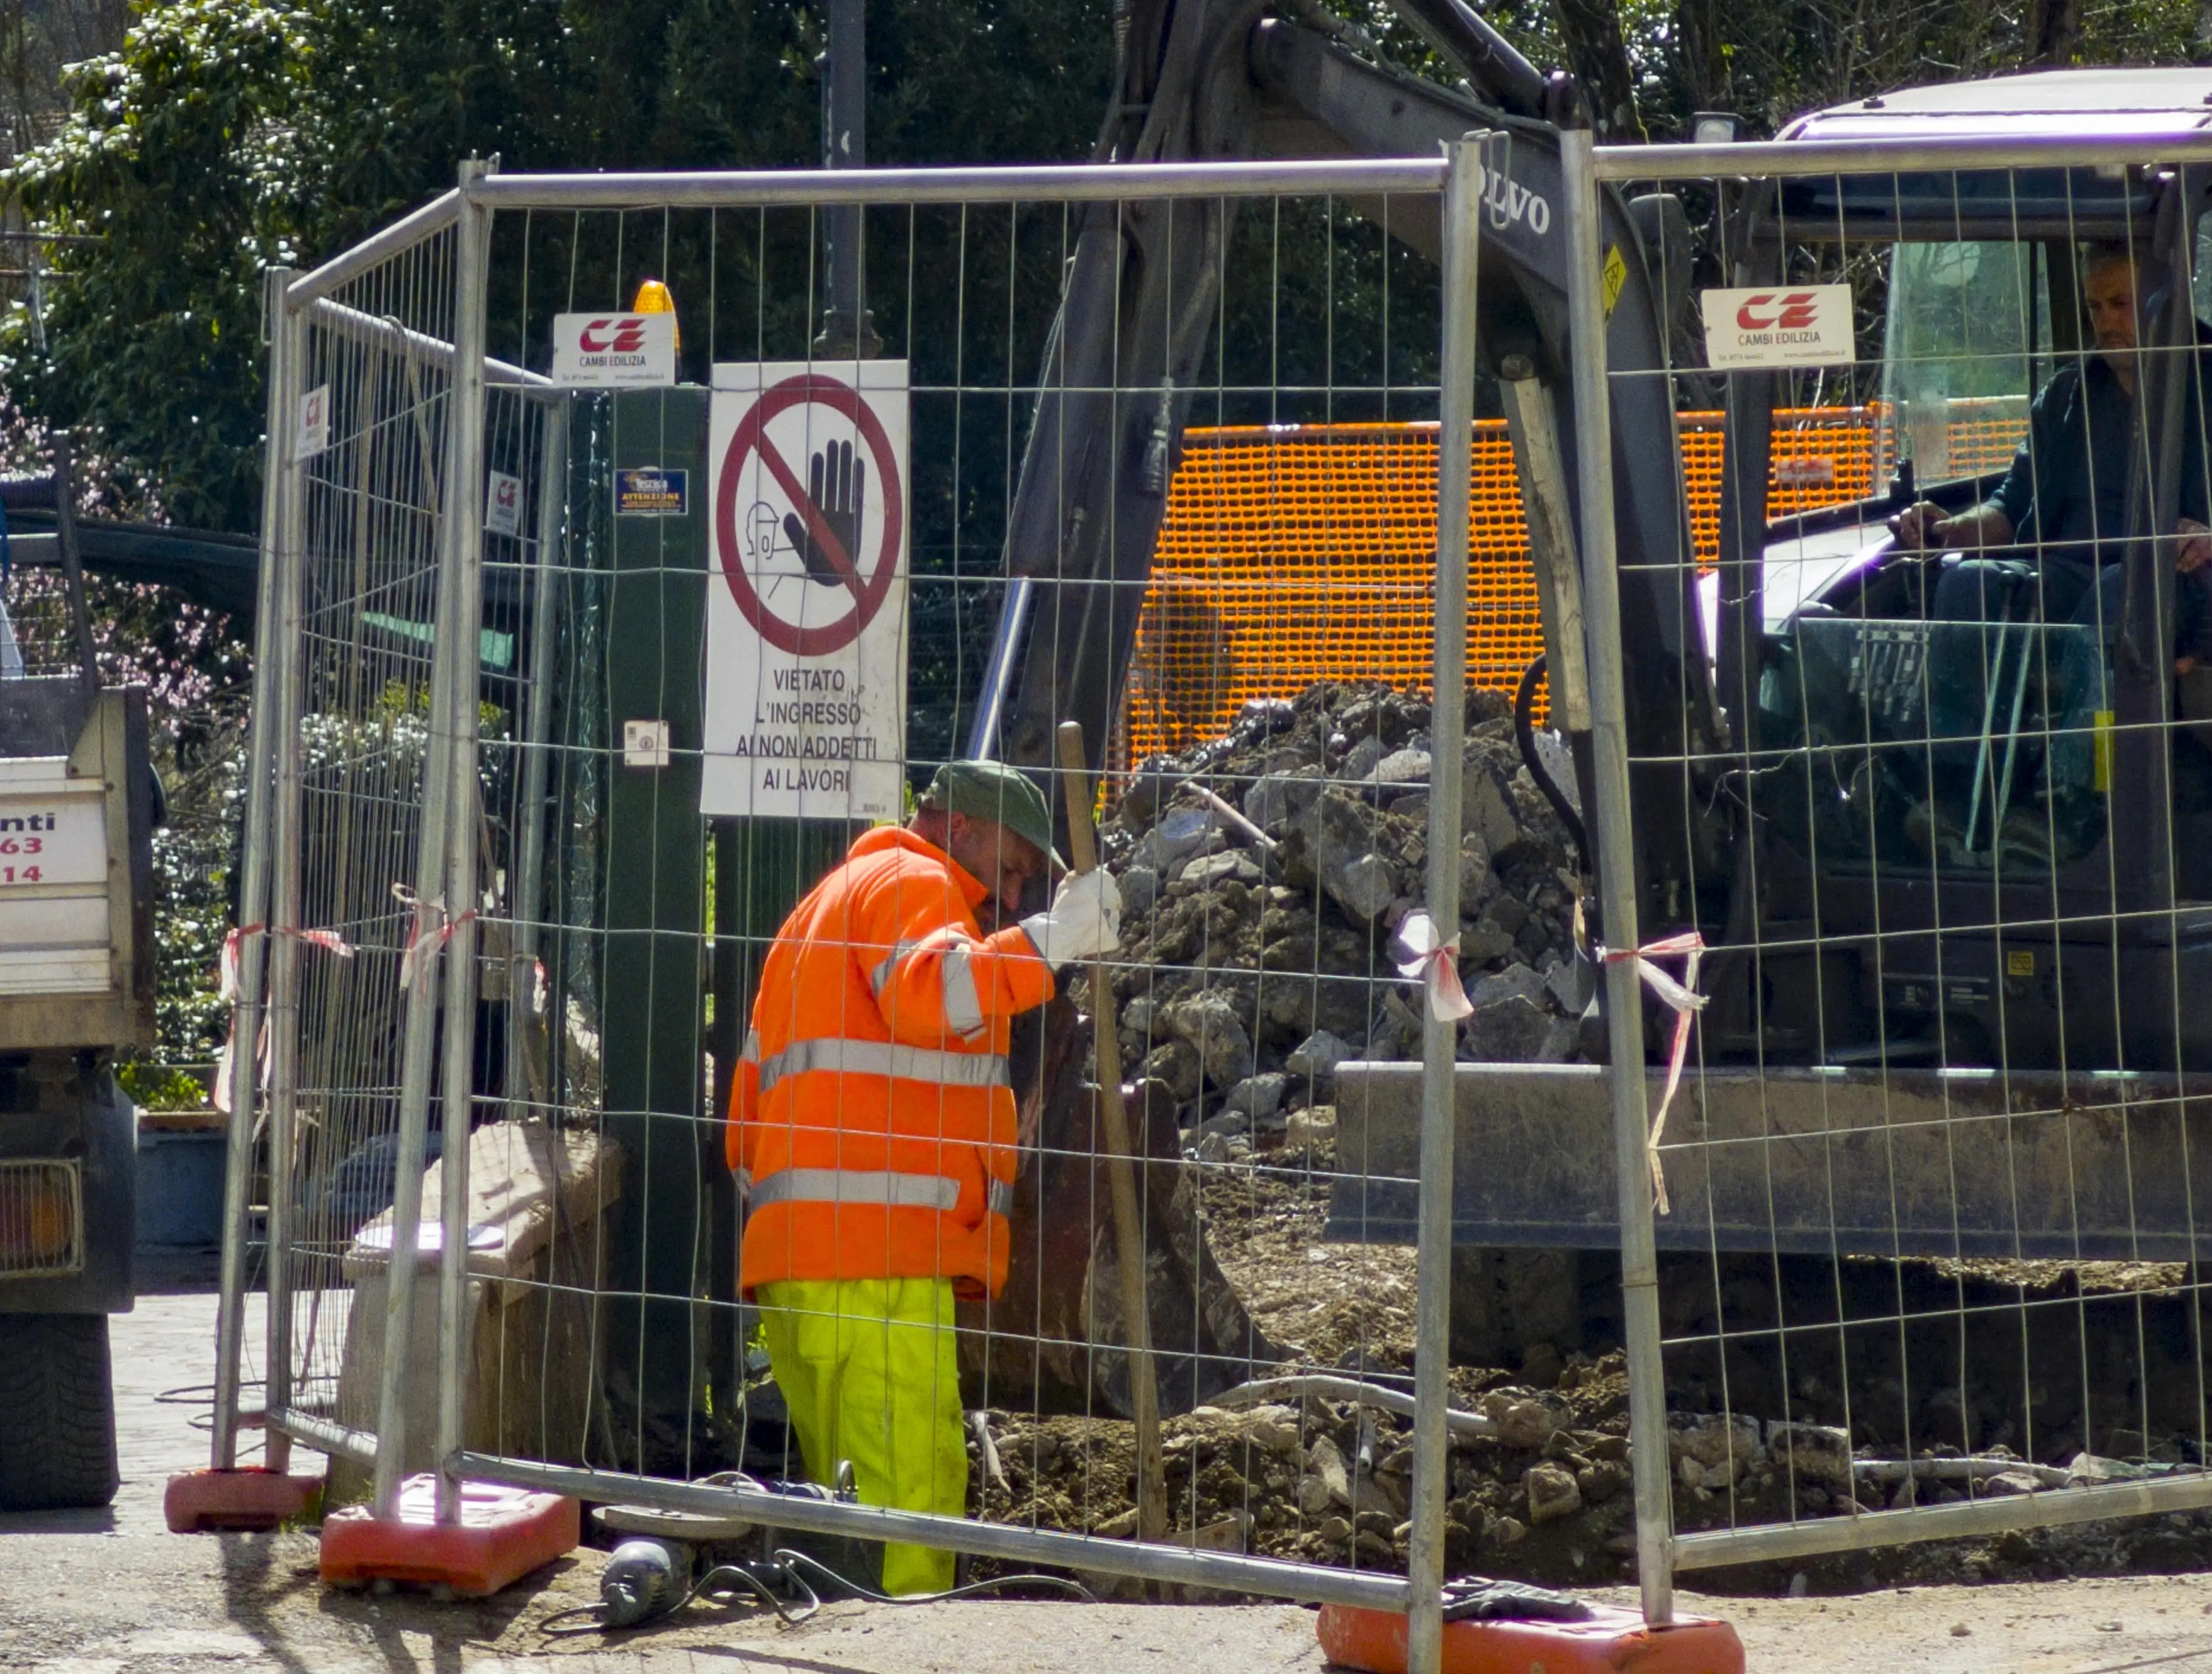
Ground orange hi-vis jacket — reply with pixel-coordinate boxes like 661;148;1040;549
727;825;1056;1301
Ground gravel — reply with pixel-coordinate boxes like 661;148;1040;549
1104;682;1590;1156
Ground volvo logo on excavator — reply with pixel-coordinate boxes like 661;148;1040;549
1471;160;1551;236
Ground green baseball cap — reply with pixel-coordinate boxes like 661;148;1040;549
918;759;1061;864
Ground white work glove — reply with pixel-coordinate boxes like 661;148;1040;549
1021;867;1122;965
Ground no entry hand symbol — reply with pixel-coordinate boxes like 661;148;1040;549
783;440;865;591
716;373;904;657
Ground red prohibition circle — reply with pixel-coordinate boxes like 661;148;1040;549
716;373;906;656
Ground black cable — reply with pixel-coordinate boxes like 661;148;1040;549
1514;652;1592;880
769;1547;1098;1606
536;1561;821;1639
537;1546;1091;1639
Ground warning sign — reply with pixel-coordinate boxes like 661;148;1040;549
485;470;524;537
616;467;688;516
702;361;909;820
1700;283;1856;369
296;384;331;460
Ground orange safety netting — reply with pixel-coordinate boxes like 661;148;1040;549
1118;405;2028;768
1118;421;1540;773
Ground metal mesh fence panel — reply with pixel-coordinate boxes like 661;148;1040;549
237;154;1555;1620
257;214;472;1479
1560;130;2212;1585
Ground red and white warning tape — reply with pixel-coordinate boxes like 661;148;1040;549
394;883;477;993
1597;929;1707;1215
212;922;356;1113
1392;911;1473;1022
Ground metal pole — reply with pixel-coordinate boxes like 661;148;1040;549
464;158;1448;212
49;432;95;693
507;402;567;1117
258;291;313;1478
209;265;296;1472
434;164;496;1525
820;0;869;352
1588;131;2212;182
1558;123;1674;1624
461;1451;1413;1611
371;165;484;1522
1406;130;1484;1674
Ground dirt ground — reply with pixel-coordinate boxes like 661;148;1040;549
10;1285;2212;1670
965;1148;2212;1597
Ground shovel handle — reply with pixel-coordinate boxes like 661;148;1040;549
1053;721;1166;1544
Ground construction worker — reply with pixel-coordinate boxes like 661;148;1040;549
725;759;1121;1594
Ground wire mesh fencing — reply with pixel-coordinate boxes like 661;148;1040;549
1556;128;2212;1583
218;147;1591;1624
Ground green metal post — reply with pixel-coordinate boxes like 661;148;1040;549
602;384;711;1462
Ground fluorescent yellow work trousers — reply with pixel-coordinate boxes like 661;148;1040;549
755;1276;967;1596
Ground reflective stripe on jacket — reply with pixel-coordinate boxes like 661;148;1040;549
726;825;1053;1299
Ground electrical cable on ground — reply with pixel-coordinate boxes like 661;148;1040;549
537;1544;1095;1638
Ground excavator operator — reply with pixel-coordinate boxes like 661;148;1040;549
1891;241;2212;644
725;759;1121;1593
1888;243;2212;815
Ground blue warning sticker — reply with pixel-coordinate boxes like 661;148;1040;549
617;467;689;516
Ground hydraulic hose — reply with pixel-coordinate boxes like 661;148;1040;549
1514;652;1592;882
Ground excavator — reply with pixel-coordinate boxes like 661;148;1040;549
963;0;2212;1394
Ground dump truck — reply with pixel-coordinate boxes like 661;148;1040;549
0;465;156;1510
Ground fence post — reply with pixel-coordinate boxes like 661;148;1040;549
1557;124;1675;1624
370;164;488;1522
434;159;498;1524
209;265;297;1472
1406;130;1486;1674
259;282;313;1477
507;400;569;1119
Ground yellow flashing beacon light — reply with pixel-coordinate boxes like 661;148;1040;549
632;278;679;350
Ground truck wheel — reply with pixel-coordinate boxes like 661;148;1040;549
0;1314;119;1510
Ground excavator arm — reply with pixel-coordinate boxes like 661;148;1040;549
955;1;1738;1417
969;0;1722;940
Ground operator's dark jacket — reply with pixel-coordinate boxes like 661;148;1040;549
1986;345;2212;659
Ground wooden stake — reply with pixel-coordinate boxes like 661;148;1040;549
1055;720;1167;1544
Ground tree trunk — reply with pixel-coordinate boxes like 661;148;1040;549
2027;0;2079;66
1555;0;1647;141
1673;0;1729;125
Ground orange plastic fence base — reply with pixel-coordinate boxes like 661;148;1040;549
164;1467;321;1533
1316;1599;1746;1674
321;1476;578;1597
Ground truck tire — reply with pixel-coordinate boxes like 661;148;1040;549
0;1314;119;1510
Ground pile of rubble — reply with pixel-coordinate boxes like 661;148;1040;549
973;1353;1642;1583
1103;681;1592;1158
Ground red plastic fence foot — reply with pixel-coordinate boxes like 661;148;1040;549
320;1476;579;1597
164;1467;322;1533
1317;1599;1746;1674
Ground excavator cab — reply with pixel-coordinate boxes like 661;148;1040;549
1709;75;2212;1072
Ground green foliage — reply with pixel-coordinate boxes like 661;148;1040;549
5;2;308;531
146;729;246;1066
1638;0;2208;140
3;0;1111;536
115;1058;215;1111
